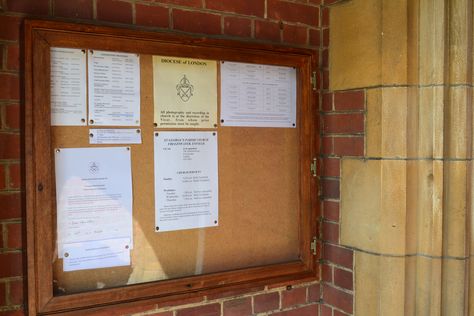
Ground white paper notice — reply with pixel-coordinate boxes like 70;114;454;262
55;147;133;270
220;61;297;128
88;50;140;126
154;131;218;232
63;238;130;272
50;47;87;126
89;129;142;144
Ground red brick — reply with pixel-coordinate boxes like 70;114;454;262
0;45;4;69
0;226;3;248
149;312;173;316
268;0;318;26
54;0;93;19
254;292;279;313
322;284;352;314
255;20;280;42
224;16;251;38
309;29;320;47
9;280;23;305
273;304;319;316
6;0;49;15
282;286;306;308
0;134;20;159
0;253;23;278
321;136;333;155
0;16;22;41
333;136;364;156
334;90;365;111
323;201;339;222
322;28;329;46
0;194;22;220
173;9;221;35
322;93;332;111
0;310;26;316
322;49;328;68
334;310;347;316
322;221;339;243
323;69;329;89
309;0;322;4
148;0;201;8
6;44;19;71
223;297;251;316
0;282;5;306
177;303;220;316
3;104;21;129
322;158;339;177
7;223;22;249
321;305;332;316
8;163;21;190
325;0;340;4
0;165;6;190
321;178;339;199
0;74;20;100
282;24;307;45
4;104;20;130
308;284;320;302
322;7;330;27
323;113;364;134
206;0;264;17
323;244;353;269
97;0;133;24
334;268;353;291
136;4;169;28
322;264;332;282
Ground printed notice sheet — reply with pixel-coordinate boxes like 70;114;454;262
89;128;142;144
55;147;133;271
50;47;87;126
63;237;130;272
220;61;297;128
154;131;218;232
88;50;140;126
153;56;217;128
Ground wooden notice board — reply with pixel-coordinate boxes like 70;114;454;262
25;20;319;315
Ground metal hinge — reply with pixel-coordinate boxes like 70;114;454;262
310;158;317;177
310;236;317;255
310;71;317;91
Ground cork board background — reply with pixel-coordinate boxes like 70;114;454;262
52;55;300;294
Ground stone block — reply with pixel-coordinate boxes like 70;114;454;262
330;0;407;90
442;161;467;258
405;161;443;256
367;88;408;158
340;159;406;255
354;252;405;316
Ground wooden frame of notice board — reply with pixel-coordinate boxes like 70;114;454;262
24;19;320;315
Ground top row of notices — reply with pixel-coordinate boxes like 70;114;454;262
50;48;296;128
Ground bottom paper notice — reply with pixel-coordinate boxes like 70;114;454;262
63;237;130;272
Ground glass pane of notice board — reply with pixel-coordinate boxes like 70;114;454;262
26;20;318;313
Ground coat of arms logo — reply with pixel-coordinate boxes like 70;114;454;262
88;161;100;174
176;75;194;102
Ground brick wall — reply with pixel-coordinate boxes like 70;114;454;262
0;0;362;315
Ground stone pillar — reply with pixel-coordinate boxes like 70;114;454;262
330;0;473;314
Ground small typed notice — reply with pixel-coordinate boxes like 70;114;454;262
89;128;142;144
50;47;87;126
154;131;218;232
54;147;133;271
88;50;141;126
220;61;297;128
